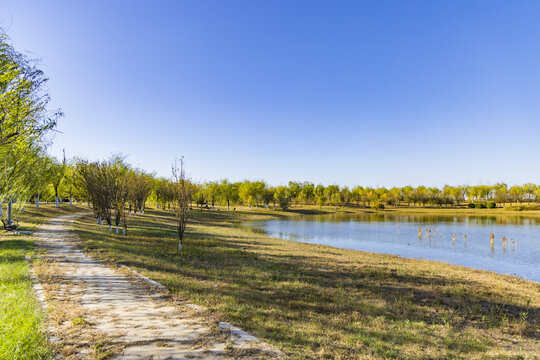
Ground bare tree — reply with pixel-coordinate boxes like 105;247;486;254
172;157;190;251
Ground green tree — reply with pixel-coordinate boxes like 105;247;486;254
402;186;414;207
522;183;537;203
509;186;524;204
0;30;61;221
50;157;66;208
352;186;364;206
288;181;302;206
32;154;54;208
205;181;220;210
324;185;340;207
315;184;326;207
220;180;239;211
251;181;266;208
193;185;206;211
299;182;315;206
340;186;352;206
493;183;508;205
238;181;254;208
274;186;291;209
263;187;275;209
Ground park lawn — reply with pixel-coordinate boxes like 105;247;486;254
73;207;540;359
0;203;85;360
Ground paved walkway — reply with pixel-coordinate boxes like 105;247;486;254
33;213;279;359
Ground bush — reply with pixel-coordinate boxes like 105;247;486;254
372;203;385;210
467;203;475;208
475;203;486;209
486;201;497;208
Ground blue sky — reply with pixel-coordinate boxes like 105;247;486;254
1;1;539;187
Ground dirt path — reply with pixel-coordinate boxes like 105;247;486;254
33;213;280;359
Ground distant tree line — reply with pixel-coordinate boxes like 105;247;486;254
154;181;540;211
31;168;540;213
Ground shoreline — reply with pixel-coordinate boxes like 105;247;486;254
242;209;539;284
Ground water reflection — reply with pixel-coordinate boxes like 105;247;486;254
249;213;539;282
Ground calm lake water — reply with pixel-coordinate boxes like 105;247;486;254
249;213;540;282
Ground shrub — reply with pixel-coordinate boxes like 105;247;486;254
372;203;385;210
486;201;497;208
467;203;476;208
475;203;486;209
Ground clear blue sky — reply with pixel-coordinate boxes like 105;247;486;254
2;1;539;187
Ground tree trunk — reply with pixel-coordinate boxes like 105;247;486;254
36;193;40;209
69;196;73;207
7;200;12;225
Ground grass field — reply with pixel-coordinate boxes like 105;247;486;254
72;206;540;359
0;204;84;360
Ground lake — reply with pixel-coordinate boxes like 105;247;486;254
249;212;540;282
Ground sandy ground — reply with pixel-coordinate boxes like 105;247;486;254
33;213;281;359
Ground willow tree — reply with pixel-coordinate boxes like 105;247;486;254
61;160;78;207
50;157;66;208
33;155;54;208
0;30;61;222
2;145;48;221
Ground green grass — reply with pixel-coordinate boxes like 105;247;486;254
0;236;49;359
0;203;85;360
73;207;540;359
